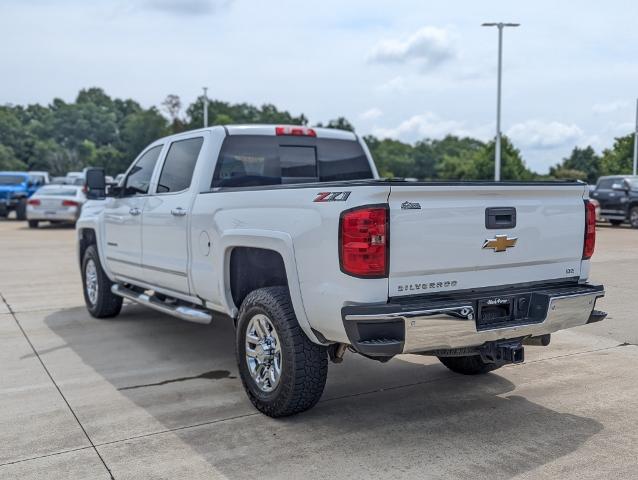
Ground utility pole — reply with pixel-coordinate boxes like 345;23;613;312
482;22;520;181
633;98;637;176
203;87;209;128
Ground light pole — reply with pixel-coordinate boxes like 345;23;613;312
202;87;209;128
482;22;520;181
633;98;637;176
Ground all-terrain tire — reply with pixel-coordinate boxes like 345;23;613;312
28;220;39;228
236;287;328;417
438;355;502;375
16;199;27;220
81;244;122;318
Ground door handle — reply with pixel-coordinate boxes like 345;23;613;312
129;207;141;216
171;207;187;217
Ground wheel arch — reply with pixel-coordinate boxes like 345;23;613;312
218;230;322;344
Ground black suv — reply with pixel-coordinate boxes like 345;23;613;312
591;175;638;228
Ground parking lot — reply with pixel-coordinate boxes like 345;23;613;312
0;220;637;480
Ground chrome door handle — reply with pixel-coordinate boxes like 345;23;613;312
129;207;141;216
171;207;187;217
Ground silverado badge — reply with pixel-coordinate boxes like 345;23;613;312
482;235;517;252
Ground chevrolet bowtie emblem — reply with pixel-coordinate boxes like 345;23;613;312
483;235;517;252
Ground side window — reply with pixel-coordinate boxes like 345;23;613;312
156;137;204;193
123;145;163;195
596;179;614;190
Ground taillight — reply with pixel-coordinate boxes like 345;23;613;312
275;126;316;137
27;199;40;206
62;200;79;207
339;205;389;278
583;200;596;260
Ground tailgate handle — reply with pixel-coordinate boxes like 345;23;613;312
485;207;516;229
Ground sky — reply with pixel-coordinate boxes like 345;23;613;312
1;0;637;173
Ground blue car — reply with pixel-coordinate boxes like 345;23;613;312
0;172;44;220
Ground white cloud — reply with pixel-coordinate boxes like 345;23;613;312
368;26;457;70
372;112;489;142
506;120;584;149
359;107;383;121
145;0;232;15
376;76;407;93
592;100;630;114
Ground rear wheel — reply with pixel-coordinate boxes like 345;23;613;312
236;287;328;417
438;355;502;375
609;219;623;226
81;245;122;318
630;207;638;229
28;220;39;228
16;199;27;220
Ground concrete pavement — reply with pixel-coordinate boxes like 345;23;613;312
0;220;636;479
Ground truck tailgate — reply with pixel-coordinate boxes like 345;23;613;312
388;184;588;297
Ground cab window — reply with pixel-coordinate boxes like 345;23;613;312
123;145;163;195
156;137;204;193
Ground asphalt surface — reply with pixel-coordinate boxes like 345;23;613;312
0;219;636;480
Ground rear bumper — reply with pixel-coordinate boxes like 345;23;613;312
27;208;79;222
341;283;605;356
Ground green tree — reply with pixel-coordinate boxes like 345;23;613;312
120;108;168;168
549;146;600;183
599;134;634;176
0;144;27;170
317;117;355;132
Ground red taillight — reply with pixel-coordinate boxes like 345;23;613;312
62;200;79;207
27;199;40;206
275;126;316;137
339;205;388;278
583;200;596;260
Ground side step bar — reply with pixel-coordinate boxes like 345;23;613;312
111;284;212;325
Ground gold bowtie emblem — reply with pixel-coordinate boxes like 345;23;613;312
483;235;517;252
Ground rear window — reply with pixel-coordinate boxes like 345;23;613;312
0;175;26;185
38;187;79;196
212;135;373;188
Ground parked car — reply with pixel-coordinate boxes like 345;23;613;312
26;184;86;228
77;125;606;417
28;171;50;185
0;172;42;220
590;175;638;227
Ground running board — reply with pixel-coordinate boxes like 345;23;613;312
111;284;212;324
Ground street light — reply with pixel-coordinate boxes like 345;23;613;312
202;87;209;128
633;98;637;176
482;22;520;181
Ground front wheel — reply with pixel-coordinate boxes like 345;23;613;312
81;245;122;318
438;355;502;375
630;207;638;229
28;220;39;228
16;199;27;220
236;287;328;417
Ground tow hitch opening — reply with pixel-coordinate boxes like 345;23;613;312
479;340;525;365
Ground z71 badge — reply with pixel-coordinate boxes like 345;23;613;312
313;191;351;202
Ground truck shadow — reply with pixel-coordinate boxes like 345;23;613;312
44;305;602;479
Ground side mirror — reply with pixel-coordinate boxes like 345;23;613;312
85;168;106;200
612;183;628;192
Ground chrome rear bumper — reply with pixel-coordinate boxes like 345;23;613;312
342;283;605;356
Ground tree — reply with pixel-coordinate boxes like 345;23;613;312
599;134;635;176
365;136;415;178
317;117;355;132
162;94;185;133
0;144;27;170
549;146;600;183
120;108;168;167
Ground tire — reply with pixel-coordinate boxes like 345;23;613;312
438;355;502;375
609;219;623;226
81;244;122;318
630;207;638;229
28;220;39;228
236;287;328;417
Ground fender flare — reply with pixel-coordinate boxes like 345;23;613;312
217;229;322;344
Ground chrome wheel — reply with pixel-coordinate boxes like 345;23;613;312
245;314;282;393
85;259;98;306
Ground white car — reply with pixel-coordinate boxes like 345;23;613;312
27;184;86;228
77;125;606;417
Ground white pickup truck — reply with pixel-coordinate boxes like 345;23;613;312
78;125;606;417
